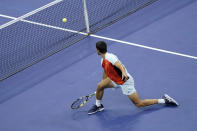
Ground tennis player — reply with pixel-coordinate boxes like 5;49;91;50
88;41;179;115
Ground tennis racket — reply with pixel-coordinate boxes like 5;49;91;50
71;92;96;109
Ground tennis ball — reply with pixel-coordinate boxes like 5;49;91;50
62;18;67;23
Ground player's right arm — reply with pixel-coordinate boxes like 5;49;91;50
103;70;107;80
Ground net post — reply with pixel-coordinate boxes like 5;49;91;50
82;0;90;34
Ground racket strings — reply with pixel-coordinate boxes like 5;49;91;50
71;96;87;109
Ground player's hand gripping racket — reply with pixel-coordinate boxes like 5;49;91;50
71;92;96;109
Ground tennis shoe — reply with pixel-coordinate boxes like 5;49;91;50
88;104;104;115
162;94;179;106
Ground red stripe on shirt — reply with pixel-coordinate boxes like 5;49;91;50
102;59;125;85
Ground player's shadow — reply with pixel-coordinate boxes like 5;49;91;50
70;105;94;120
95;104;175;131
71;104;176;124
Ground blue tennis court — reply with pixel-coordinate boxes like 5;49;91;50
0;0;197;131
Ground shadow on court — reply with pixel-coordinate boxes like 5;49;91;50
70;104;177;131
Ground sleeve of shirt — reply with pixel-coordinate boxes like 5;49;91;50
108;54;119;65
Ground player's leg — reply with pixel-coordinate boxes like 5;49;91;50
122;77;159;107
128;92;158;107
88;77;115;115
128;91;179;107
96;77;114;101
122;76;179;107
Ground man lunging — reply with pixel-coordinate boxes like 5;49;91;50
88;41;178;115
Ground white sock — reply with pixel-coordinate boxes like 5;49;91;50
158;99;165;104
96;99;101;107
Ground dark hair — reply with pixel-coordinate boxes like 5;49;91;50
96;41;107;53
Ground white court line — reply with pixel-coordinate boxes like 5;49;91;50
0;14;197;60
22;19;87;35
0;14;87;35
0;14;16;20
0;0;63;30
91;34;197;60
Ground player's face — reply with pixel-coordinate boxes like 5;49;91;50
96;48;101;55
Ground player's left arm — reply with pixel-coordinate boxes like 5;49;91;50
114;61;129;81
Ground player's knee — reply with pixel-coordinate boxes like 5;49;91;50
135;103;143;107
97;82;104;90
134;101;144;107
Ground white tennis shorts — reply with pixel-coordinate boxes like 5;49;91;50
111;74;136;95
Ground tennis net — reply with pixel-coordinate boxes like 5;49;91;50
0;0;157;81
